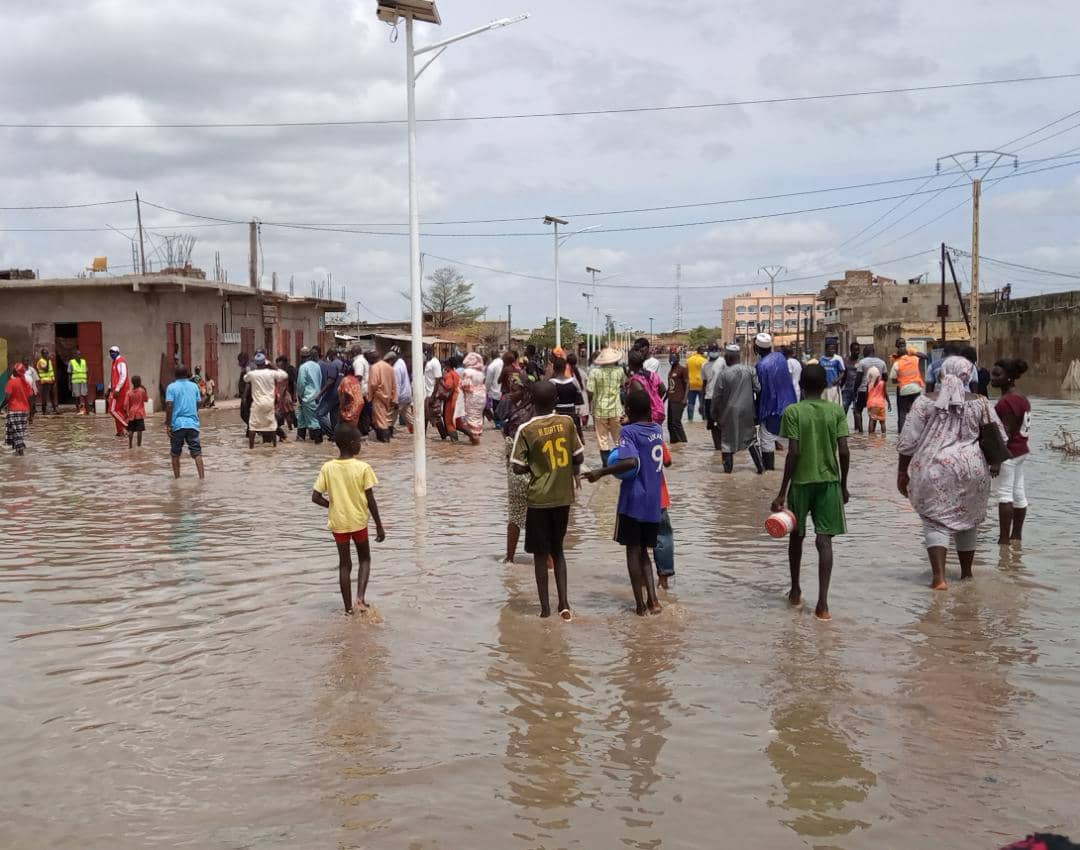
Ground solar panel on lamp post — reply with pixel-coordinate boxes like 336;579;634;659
376;1;528;498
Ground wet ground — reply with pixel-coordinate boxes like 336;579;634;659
2;397;1079;849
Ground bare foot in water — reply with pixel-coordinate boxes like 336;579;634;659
345;608;356;616
648;601;663;615
658;575;670;590
356;600;371;611
540;608;552;618
635;604;648;617
559;608;573;622
930;580;948;591
815;605;831;621
788;591;803;607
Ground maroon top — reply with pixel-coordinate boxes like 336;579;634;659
995;392;1031;457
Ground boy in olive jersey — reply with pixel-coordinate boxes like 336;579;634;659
511;381;584;620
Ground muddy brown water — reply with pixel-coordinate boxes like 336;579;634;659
2;398;1079;849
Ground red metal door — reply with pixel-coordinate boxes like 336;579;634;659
295;331;303;364
277;328;290;363
167;322;178;365
204;323;219;385
76;321;103;402
241;327;255;358
180;323;192;371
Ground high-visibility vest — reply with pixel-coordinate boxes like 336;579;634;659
37;357;55;383
895;355;925;389
70;357;88;384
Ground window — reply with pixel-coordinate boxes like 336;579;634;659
786;304;799;313
761;305;771;314
772;320;784;331
736;305;747;315
736;321;746;330
785;319;798;328
747;306;758;314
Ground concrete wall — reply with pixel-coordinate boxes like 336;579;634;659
983;291;1080;381
0;286;327;403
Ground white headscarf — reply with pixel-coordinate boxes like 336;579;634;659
866;365;881;386
934;355;974;410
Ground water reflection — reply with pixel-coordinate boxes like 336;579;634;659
766;621;876;845
601;616;685;848
488;571;592;839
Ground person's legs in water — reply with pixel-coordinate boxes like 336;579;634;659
336;540;354;613
788;530;805;606
171;454;181;479
552;547;571;620
998;502;1014;545
1010;506;1027;542
722;452;734;473
641;546;661;614
654;508;674;589
248;430;256;450
625;546;648;615
354;537;372;609
956;526;978;580
533;553;553;618
814;534;834;620
927;547;948;590
504;522;520;563
128;427;134;449
193;454;205;480
600;449;611;467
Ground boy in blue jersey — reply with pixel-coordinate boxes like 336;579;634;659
585;389;668;616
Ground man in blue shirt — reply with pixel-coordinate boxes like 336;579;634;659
165;365;205;479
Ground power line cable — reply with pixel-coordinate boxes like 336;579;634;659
0;198;132;211
3;72;1079;129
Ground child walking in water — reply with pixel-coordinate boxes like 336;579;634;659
125;376;149;448
511;381;584;620
865;366;890;435
312;423;385;615
771;364;850;621
586;390;668;615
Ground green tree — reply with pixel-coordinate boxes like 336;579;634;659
527;318;578;353
421;266;485;328
686;325;723;349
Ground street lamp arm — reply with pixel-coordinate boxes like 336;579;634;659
414;13;529;56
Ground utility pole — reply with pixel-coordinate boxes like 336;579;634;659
939;242;948;344
759;265;786;319
649;317;654;338
582;292;595;360
673;264;684;332
507;304;512;349
135;192;147;275
248;220;258;288
356;301;362;342
935;150;1018;348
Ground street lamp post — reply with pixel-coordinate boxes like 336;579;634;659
759;265;786;322
585;265;602;359
581;292;594;361
378;1;528;498
649;317;654;338
544;215;569;349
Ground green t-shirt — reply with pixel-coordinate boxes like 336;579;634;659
510;413;585;507
779;398;849;484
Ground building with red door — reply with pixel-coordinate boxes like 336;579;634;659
0;274;344;407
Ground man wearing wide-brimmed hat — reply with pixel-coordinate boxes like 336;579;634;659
586;346;624;466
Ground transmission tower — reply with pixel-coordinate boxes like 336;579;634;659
673;264;685;332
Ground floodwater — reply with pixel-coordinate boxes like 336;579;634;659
2;396;1079;850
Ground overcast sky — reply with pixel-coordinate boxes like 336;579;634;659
2;0;1080;332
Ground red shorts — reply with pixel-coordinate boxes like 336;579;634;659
332;528;370;544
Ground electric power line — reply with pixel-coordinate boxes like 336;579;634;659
2;72;1079;129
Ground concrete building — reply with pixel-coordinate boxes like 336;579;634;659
722;288;825;350
983;290;1080;383
0;274;344;405
817;270;969;353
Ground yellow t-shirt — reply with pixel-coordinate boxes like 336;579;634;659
314;458;379;533
686;353;707;390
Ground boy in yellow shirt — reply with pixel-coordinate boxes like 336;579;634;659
312;423;386;614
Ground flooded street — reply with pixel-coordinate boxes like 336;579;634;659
3;398;1080;849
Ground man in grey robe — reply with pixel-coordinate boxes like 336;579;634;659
708;345;765;474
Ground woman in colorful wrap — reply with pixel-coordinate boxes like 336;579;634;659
496;372;533;561
460;352;487;445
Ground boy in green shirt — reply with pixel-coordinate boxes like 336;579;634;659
511;381;584;620
771;364;850;620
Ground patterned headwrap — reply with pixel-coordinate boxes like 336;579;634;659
935;355;974;410
463;352;484;370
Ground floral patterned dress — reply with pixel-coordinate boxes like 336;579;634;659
896;394;1006;533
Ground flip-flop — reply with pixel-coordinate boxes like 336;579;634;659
559;608;573;622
